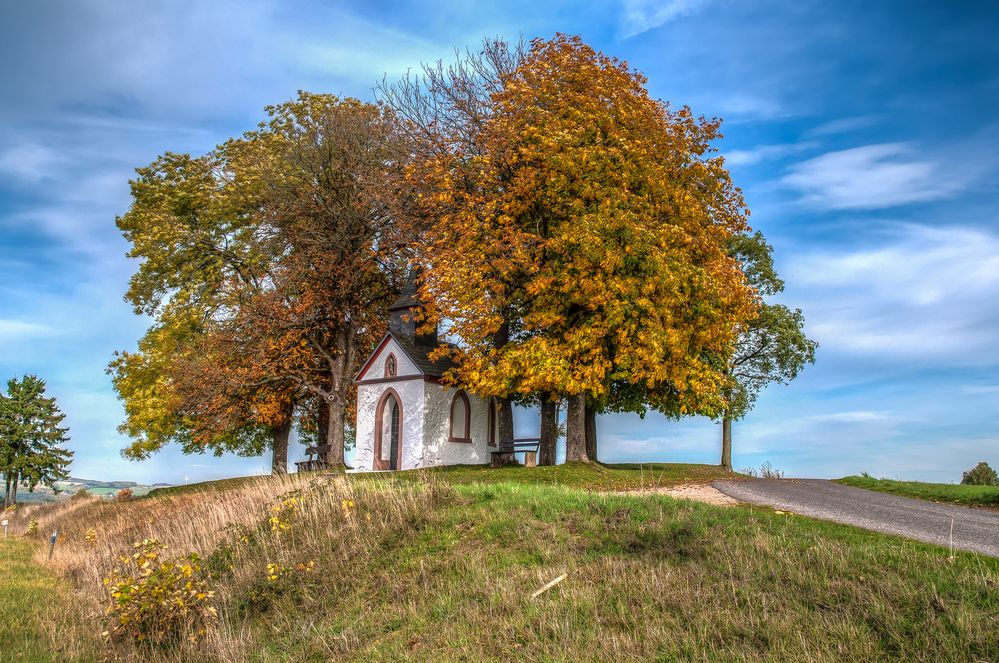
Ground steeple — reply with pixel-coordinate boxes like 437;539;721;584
388;268;437;346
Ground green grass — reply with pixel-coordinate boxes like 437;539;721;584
241;482;999;661
0;539;79;662
149;462;737;500
15;469;999;661
837;476;999;509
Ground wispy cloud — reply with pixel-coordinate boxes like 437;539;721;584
725;141;818;167
0;142;62;183
781;143;962;210
0;319;56;340
784;224;999;362
805;115;881;137
619;0;713;38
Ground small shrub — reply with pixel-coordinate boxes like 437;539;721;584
961;462;998;486
860;471;872;478
758;462;784;479
72;488;90;501
102;539;216;647
25;519;39;536
86;528;97;548
115;488;134;502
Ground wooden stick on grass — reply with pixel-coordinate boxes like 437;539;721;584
531;573;567;599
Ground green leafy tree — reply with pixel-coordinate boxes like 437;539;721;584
718;232;817;470
0;375;72;507
961;462;998;486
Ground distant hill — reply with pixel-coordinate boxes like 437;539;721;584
11;477;172;503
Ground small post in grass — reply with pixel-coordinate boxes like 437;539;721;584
1;518;7;538
48;529;58;561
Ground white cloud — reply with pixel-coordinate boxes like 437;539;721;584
0;319;56;340
805;115;880;137
725;141;817;167
0;142;62;182
784;224;999;361
620;0;713;37
781;143;962;210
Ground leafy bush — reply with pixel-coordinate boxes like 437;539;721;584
102;539;216;646
115;488;134;502
72;488;90;501
25;519;38;536
961;462;998;486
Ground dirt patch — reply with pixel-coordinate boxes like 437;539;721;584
614;483;741;507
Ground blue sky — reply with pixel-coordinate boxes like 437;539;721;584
2;0;998;484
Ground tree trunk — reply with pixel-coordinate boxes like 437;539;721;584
3;474;10;509
271;419;291;475
565;394;589;462
316;400;330;449
10;473;18;505
490;396;519;466
584;399;598;462
721;413;733;470
538;395;558;466
323;397;347;469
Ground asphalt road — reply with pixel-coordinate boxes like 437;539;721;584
713;478;999;557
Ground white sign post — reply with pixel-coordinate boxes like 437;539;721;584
1;519;7;538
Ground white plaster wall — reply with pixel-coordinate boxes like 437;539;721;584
358;336;421;381
420;383;493;467
354;378;427;471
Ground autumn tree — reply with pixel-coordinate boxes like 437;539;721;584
392;35;756;463
0;375;72;508
110;149;299;473
112;94;410;471
208;93;411;468
717;231;817;470
380;38;527;457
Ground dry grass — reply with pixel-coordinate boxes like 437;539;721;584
6;473;999;662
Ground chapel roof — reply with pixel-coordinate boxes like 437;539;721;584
390;332;460;378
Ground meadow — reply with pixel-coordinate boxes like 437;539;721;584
3;466;998;662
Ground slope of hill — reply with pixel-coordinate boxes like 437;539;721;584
5;468;998;662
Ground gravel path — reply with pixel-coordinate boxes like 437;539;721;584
713;478;999;557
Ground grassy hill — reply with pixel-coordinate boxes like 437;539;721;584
4;465;998;661
837;476;999;509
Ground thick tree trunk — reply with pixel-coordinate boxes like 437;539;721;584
3;474;10;509
271;418;292;475
565;394;589;463
538;395;558;466
584;400;598;462
10;473;18;505
490;396;519;466
323;397;347;469
316;400;330;448
721;414;733;470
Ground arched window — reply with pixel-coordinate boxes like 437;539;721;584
487;398;498;447
449;391;471;443
384;353;397;378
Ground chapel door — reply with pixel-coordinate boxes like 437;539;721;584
378;392;402;471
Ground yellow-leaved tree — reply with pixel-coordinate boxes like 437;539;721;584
396;35;757;462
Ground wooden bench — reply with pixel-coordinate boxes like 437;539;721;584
295;444;332;473
491;438;541;467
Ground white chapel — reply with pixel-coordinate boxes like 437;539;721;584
351;282;502;471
